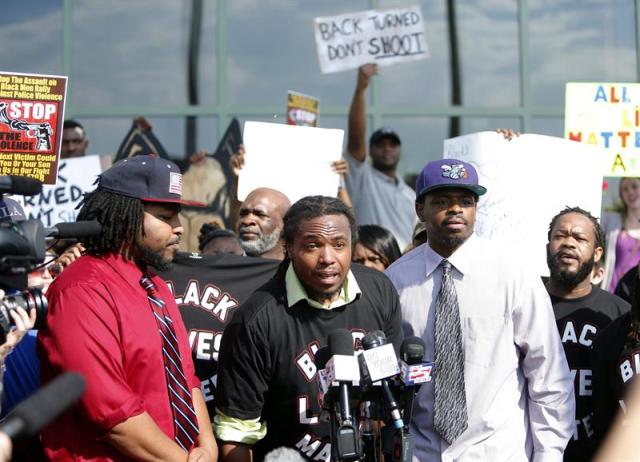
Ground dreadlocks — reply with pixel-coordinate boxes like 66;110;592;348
547;206;604;249
76;189;144;256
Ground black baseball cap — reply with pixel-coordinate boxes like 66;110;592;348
369;127;401;146
98;155;205;207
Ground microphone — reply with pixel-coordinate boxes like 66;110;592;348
0;176;42;196
0;372;86;439
399;337;432;426
327;329;361;461
45;221;102;239
361;331;404;430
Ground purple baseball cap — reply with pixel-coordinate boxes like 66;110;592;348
98;155;205;207
415;158;487;200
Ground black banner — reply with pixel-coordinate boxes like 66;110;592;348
115;117;170;161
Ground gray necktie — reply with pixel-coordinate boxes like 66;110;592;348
433;259;468;444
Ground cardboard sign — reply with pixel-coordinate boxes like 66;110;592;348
15;155;108;227
238;121;343;204
443;132;604;277
287;91;319;127
0;71;67;184
314;6;429;74
565;82;640;176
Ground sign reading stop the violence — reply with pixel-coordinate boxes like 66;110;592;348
0;71;67;184
313;6;429;74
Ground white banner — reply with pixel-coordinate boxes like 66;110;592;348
443;132;605;277
238;122;343;204
313;6;429;74
16;155;106;227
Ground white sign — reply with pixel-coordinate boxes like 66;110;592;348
17;155;104;227
443;132;605;277
238;121;343;204
313;6;429;74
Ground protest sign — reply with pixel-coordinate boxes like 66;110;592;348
565;82;640;176
443;132;604;276
213;117;242;198
0;71;67;184
15;155;109;227
313;6;429;74
238;121;343;204
287;91;319;127
115;117;170;161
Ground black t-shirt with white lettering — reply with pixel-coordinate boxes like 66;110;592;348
550;285;629;462
216;263;402;462
591;310;640;451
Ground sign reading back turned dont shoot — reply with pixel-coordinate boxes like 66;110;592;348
314;6;429;74
0;71;67;184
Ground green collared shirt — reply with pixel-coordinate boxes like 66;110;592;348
285;263;361;309
213;263;362;443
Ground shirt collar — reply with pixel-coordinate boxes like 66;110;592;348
285;262;361;310
424;232;478;277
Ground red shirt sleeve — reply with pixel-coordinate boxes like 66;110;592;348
41;282;144;432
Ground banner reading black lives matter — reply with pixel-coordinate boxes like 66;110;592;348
313;6;429;74
0;71;67;184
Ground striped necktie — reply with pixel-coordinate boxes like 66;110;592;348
140;275;200;451
433;259;468;444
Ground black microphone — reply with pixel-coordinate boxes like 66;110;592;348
362;331;404;431
327;329;361;461
400;336;426;426
0;175;42;196
45;221;102;239
0;372;86;439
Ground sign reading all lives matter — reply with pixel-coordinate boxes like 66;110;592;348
565;82;640;177
314;6;429;74
0;71;67;184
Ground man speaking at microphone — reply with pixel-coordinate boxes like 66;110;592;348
214;195;402;461
38;155;217;461
385;159;575;461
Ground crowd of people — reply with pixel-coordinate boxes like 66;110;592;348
0;64;639;462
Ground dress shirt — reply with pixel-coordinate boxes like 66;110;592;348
385;234;575;462
38;253;199;461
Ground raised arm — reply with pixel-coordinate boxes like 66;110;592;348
347;64;377;163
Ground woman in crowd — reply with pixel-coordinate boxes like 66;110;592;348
352;224;401;272
602;177;640;292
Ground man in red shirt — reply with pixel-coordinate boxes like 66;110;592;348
38;155;217;461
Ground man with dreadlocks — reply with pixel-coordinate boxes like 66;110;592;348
213;195;402;462
38;155;217;461
545;206;629;461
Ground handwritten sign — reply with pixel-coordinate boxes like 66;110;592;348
15;155;108;227
565;82;640;176
443;132;604;277
0;71;67;184
313;6;429;74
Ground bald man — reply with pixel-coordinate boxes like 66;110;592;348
236;188;291;260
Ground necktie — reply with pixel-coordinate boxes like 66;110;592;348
433;259;468;444
140;275;200;451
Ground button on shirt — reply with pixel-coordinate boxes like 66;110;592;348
385;234;575;462
345;153;416;250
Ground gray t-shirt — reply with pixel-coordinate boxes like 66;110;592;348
345;153;416;250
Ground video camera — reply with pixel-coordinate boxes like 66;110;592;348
0;175;101;342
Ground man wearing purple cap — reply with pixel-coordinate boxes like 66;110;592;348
385;158;574;461
38;155;217;461
345;64;415;250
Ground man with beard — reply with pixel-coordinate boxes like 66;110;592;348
345;64;415;250
385;158;574;461
545;207;629;461
38;155;217;461
237;187;290;260
214;196;402;461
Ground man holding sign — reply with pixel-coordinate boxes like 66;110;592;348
345;64;415;250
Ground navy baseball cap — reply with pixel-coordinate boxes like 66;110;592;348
369;127;401;146
415;158;487;201
97;155;205;206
